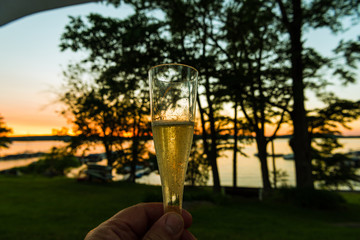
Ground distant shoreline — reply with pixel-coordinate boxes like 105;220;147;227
9;136;71;142
9;134;360;142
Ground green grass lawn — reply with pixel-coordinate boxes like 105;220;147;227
0;175;359;240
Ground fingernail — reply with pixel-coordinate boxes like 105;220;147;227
165;213;183;234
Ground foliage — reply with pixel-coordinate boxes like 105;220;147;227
0;115;12;150
59;12;157;180
214;0;293;191
334;35;360;84
19;147;81;176
274;0;360;189
59;66;128;166
59;1;227;189
271;169;289;188
313;153;360;190
59;0;360;190
186;140;210;186
143;151;158;172
308;96;360;189
124;0;291;191
277;187;346;210
121;0;360;191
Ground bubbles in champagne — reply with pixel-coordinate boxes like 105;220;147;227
152;120;194;213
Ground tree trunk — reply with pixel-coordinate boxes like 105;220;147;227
204;77;221;192
271;139;277;189
104;139;114;167
209;132;221;192
130;139;138;183
233;99;238;188
130;120;139;183
256;135;271;192
289;0;314;189
197;93;210;158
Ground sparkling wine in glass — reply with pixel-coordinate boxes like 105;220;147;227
149;63;198;214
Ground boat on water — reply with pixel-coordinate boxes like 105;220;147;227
283;154;294;160
254;153;284;158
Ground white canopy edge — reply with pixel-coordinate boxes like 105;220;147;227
0;0;98;27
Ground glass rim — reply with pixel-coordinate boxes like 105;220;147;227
149;63;198;74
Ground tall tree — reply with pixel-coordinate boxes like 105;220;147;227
276;0;313;189
122;0;227;191
124;0;294;191
309;95;360;189
63;0;360;190
0;115;12;151
59;13;162;181
59;65;128;167
275;0;360;189
232;100;239;188
212;0;292;191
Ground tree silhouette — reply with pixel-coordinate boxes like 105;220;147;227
60;0;360;189
59;66;129;167
309;95;360;189
59;13;162;181
208;0;292;191
0;115;12;151
120;0;227;191
275;0;360;189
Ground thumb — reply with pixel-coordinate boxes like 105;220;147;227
143;212;184;240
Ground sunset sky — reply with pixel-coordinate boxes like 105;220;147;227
0;2;359;136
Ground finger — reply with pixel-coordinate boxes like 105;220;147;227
143;212;184;240
85;203;163;240
181;229;197;240
181;209;192;229
112;203;192;234
107;202;163;238
86;203;193;240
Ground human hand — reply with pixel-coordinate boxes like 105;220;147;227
85;202;196;240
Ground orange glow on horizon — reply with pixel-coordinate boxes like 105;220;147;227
5;113;360;137
8;123;360;137
2;101;69;137
337;119;360;136
8;124;72;137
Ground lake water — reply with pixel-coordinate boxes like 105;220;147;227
1;138;359;189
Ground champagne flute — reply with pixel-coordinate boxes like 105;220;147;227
149;63;198;214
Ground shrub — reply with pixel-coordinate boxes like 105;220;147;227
19;147;81;176
277;187;346;210
142;186;229;205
